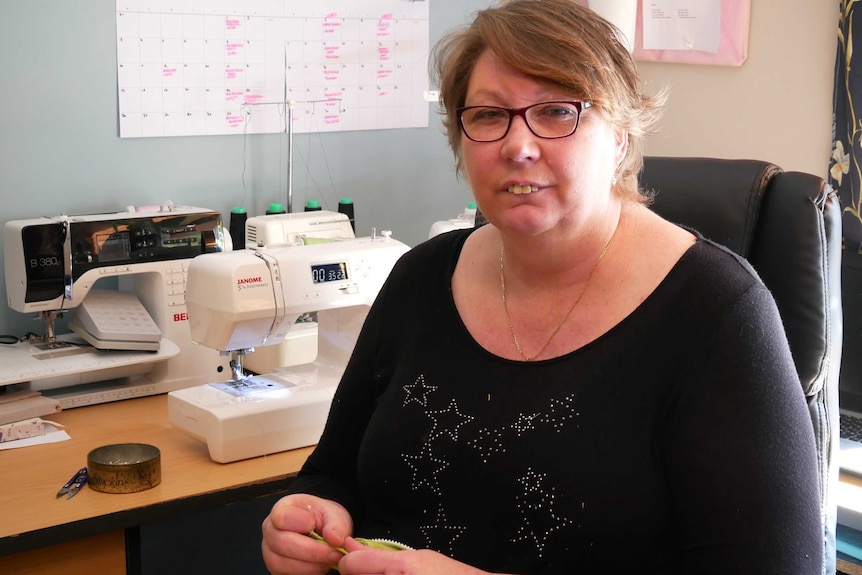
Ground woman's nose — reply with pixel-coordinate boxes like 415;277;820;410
500;115;540;162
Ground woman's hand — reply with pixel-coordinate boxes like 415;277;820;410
261;493;353;575
337;537;488;575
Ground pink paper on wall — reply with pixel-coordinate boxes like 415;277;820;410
632;0;751;66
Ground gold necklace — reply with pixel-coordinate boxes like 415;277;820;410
500;227;617;362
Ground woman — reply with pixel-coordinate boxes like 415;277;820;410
261;0;822;573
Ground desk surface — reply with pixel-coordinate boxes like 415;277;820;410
841;472;862;531
0;394;313;556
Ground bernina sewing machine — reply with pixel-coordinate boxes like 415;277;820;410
2;205;232;408
167;227;409;463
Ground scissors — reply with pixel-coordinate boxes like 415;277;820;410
56;467;88;499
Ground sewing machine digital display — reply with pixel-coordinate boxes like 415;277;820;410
311;262;349;284
94;232;132;262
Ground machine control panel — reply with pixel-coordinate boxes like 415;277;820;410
5;209;225;311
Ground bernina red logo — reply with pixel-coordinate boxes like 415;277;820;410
237;276;263;285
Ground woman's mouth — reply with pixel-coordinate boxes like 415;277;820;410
507;184;539;195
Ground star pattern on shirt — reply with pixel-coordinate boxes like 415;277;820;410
468;425;507;463
403;374;438;407
427;398;475;442
468;394;578;462
398;373;580;562
512;412;540;436
536;393;578;431
420;505;467;555
511;468;574;557
403;444;449;495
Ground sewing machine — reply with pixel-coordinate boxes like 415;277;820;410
245;209;355;248
167;230;410;463
2;206;232;408
240;210;356;373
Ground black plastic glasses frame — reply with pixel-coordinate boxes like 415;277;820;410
456;100;592;142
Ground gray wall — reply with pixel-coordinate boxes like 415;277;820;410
0;0;487;337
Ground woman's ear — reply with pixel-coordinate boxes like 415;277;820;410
615;129;629;165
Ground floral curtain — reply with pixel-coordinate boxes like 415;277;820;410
834;0;862;260
833;0;862;395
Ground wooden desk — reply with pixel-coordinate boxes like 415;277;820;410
0;395;313;574
839;473;862;574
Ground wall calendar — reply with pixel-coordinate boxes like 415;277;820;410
115;0;430;138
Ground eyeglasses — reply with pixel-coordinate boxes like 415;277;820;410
456;101;592;142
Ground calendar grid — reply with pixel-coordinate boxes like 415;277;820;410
116;0;430;138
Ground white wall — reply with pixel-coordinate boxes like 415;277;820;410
638;0;838;178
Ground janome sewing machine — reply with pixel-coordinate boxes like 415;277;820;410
168;226;409;463
239;209;357;373
2;206;232;408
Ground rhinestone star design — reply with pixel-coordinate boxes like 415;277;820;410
427;398;475;442
420;505;467;554
403;374;438;407
403;444;449;495
511;468;574;557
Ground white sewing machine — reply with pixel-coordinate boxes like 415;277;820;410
245;209;355;248
240;210;356;373
2;206;233;408
168;230;409;463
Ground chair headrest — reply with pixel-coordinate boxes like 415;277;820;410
640;157;781;258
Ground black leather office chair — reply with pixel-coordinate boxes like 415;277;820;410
640;156;843;574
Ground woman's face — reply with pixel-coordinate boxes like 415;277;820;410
461;51;627;238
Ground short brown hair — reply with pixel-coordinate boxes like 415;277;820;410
431;0;666;202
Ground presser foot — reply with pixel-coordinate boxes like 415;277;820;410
227;348;255;383
27;310;70;349
25;333;77;351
